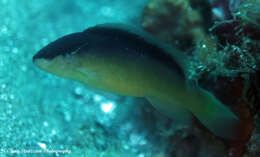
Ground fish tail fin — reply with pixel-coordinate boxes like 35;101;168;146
189;89;240;139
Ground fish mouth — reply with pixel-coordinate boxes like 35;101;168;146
33;31;88;62
33;50;46;63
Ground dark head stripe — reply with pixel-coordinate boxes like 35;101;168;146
33;32;88;61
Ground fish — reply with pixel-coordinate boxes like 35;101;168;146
33;23;240;139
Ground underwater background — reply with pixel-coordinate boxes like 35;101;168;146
0;0;260;157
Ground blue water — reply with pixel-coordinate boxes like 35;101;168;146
0;1;170;157
1;0;260;157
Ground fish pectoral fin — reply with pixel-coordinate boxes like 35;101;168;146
146;97;191;124
190;89;240;139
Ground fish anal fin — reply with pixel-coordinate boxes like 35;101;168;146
146;97;191;124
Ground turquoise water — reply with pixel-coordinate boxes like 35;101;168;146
1;0;260;157
0;1;169;157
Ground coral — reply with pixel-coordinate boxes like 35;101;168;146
142;0;260;156
142;0;207;51
230;0;260;28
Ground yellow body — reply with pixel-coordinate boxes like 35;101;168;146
35;49;184;99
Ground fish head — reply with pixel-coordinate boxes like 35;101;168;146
33;32;91;79
32;31;113;90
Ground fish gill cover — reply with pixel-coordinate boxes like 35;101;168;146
0;0;260;157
